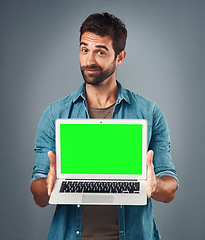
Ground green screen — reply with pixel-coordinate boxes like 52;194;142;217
60;124;143;175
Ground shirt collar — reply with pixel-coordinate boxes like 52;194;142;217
72;81;131;105
116;81;131;105
72;83;86;103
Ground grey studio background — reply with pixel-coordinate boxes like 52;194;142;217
0;0;204;239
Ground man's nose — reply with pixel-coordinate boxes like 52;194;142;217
86;52;96;65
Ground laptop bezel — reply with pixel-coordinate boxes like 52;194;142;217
55;119;147;180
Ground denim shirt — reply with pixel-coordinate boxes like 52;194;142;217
32;81;178;240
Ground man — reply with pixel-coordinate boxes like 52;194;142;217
30;12;178;240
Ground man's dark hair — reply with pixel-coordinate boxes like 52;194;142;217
80;12;127;57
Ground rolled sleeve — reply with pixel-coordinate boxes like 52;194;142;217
149;104;179;188
31;105;56;182
156;170;179;189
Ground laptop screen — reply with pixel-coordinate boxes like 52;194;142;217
59;123;143;176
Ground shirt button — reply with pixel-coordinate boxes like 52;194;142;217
76;230;80;235
77;204;80;208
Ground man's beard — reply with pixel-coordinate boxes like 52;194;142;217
81;60;116;86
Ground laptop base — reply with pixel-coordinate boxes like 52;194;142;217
49;180;147;205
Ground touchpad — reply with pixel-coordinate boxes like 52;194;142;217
82;194;114;204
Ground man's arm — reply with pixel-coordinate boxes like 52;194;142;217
146;150;178;203
30;151;56;207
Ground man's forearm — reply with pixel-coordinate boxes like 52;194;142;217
30;178;50;207
151;176;178;203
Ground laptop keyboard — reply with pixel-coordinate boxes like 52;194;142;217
59;181;140;194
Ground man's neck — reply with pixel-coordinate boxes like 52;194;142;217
85;79;118;108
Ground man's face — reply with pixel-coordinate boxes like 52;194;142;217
79;32;117;86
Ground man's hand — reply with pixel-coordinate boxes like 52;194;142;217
30;151;56;207
47;151;56;196
146;150;178;203
146;150;157;199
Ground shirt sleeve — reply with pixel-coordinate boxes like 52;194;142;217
155;170;179;189
31;105;56;182
148;104;179;188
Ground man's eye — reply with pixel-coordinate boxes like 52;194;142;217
81;49;88;53
97;51;105;56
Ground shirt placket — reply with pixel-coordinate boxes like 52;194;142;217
75;204;82;240
118;205;126;240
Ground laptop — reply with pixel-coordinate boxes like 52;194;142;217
49;118;147;205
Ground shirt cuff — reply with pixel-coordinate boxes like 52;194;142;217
31;173;47;183
156;170;179;189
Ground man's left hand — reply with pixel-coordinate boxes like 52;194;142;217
146;150;157;198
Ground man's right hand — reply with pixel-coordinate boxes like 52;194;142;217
47;151;56;196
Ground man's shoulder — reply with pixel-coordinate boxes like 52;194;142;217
45;91;78;119
50;92;75;108
125;87;156;109
50;83;84;110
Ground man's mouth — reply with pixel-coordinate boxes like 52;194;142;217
82;65;102;72
86;69;99;74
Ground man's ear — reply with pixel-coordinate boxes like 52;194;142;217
117;50;126;65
